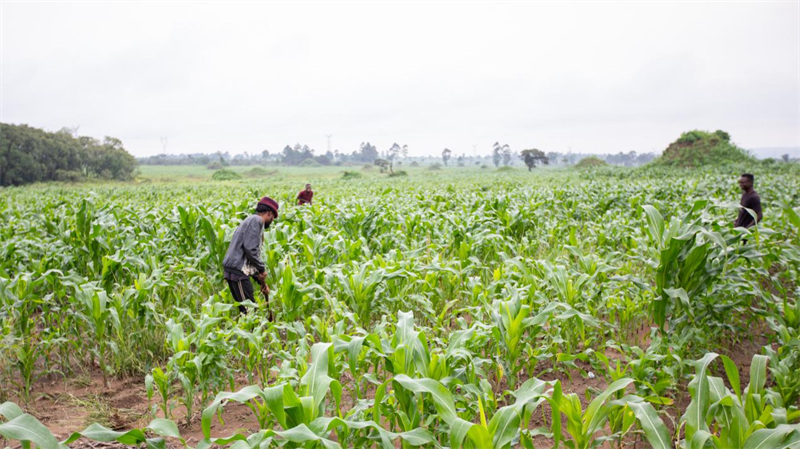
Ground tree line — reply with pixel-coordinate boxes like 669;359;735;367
0;123;138;186
137;142;660;170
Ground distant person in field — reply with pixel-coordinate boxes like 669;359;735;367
222;196;279;314
733;173;763;229
297;183;314;205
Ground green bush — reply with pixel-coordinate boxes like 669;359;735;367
299;158;321;167
497;166;514;172
211;169;242;181
652;129;755;168
342;171;362;179
206;161;223;170
388;170;408;177
428;163;442;170
575;156;608;168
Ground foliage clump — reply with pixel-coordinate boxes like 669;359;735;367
211;169;242;181
428;163;442;171
652;130;754;168
342;170;361;179
206;161;224;170
388;170;408;177
0;123;138;186
575;156;608;168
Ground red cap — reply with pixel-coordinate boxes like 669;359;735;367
258;196;279;217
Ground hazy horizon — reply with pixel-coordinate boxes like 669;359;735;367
2;2;799;158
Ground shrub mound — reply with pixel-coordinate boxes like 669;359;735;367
211;169;242;181
575;156;608;168
652;130;755;168
342;171;362;179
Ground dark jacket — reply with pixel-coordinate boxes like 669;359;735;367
223;215;265;277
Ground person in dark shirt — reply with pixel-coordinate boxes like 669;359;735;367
222;196;279;313
733;173;763;229
297;184;314;205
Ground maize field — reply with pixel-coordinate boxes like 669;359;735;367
1;166;799;448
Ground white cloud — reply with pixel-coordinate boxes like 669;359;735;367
2;1;798;157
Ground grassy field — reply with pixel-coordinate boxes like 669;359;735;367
1;164;799;448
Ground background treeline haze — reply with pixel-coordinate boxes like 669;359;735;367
0;123;138;186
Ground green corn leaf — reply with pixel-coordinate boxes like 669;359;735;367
721;355;742;402
627;401;672;449
747;354;769;399
0;413;60;449
684;352;718;442
742;425;799;449
0;402;24;420
202;385;263;438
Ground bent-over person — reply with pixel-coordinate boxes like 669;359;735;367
222;196;279;313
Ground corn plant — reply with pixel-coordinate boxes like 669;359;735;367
680;352;800;448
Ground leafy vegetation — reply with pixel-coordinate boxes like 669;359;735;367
653;129;756;168
211;169;243;180
575;156;608;168
0;123;138;186
0;166;798;448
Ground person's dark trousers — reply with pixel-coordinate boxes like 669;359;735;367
227;278;255;314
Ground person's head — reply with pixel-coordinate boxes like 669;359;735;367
305;183;312;191
738;173;754;191
255;197;279;228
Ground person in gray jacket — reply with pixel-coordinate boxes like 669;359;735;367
222;196;279;313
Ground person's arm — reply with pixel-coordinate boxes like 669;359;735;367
242;218;266;274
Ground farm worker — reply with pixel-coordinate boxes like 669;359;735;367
297;183;313;205
733;173;763;229
222;196;279;314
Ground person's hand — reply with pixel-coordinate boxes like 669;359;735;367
260;284;270;296
257;271;267;282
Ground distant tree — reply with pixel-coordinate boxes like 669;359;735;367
520;149;549;171
492;142;502;167
501;144;512;166
782;154;790;163
442;148;452;166
0;123;136;185
374;158;390;173
282;143;314;165
357;142;379;162
457;154;465;167
386;143;408;173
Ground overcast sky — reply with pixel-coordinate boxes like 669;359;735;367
2;1;799;158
